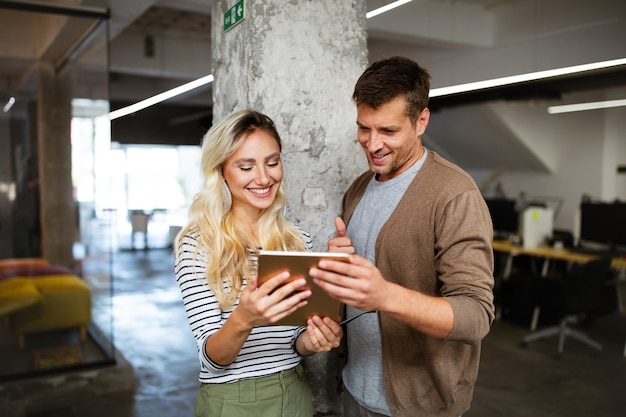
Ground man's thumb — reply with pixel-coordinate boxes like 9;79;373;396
335;217;347;237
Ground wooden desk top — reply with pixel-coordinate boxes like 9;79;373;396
492;240;626;269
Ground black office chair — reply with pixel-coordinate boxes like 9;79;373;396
520;257;614;356
496;258;562;329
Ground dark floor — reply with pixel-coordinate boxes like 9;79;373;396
2;247;626;416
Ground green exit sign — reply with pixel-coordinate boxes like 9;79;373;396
223;0;245;32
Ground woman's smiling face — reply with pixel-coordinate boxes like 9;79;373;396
222;128;283;217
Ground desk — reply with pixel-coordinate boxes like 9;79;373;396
493;240;626;355
492;240;626;279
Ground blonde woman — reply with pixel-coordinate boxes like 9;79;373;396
175;109;342;417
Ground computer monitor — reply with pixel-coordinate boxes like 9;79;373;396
579;201;626;248
484;198;519;236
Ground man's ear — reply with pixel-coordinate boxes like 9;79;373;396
417;108;430;135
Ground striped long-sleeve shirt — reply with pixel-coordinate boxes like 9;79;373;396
174;227;313;383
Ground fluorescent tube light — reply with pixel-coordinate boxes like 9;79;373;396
3;96;15;113
106;57;625;120
367;0;414;19
107;74;214;120
547;99;626;114
430;58;626;98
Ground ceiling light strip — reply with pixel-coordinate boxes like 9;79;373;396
430;58;626;97
3;96;15;113
547;99;626;114
105;55;625;120
107;74;214;120
366;0;414;19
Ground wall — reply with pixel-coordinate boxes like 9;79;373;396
469;86;626;235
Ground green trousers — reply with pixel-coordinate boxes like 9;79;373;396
194;364;313;417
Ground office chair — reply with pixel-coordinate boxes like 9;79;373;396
520;257;614;357
496;257;562;329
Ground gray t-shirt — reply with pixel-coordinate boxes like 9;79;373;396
343;150;427;415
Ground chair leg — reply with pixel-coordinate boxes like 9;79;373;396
563;327;603;352
530;306;541;331
521;325;561;344
522;319;603;355
558;320;566;354
79;326;87;342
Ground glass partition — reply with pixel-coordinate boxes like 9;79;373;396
0;3;114;380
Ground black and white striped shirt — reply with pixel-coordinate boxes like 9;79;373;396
174;227;313;383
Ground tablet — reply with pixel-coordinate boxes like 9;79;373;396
257;250;350;326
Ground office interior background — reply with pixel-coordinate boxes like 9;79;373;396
1;0;626;414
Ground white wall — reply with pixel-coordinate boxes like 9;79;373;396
469;86;626;234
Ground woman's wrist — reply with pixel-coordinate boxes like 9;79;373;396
295;332;315;356
228;307;254;334
293;326;315;356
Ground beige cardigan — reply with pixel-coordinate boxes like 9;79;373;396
341;151;495;417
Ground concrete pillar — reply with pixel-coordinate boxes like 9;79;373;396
37;62;75;268
211;1;369;414
212;0;369;250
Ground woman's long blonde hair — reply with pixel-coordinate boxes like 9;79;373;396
176;109;305;308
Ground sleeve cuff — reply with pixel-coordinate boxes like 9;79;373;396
292;326;307;356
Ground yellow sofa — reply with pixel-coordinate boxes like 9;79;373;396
0;258;92;348
0;277;42;316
